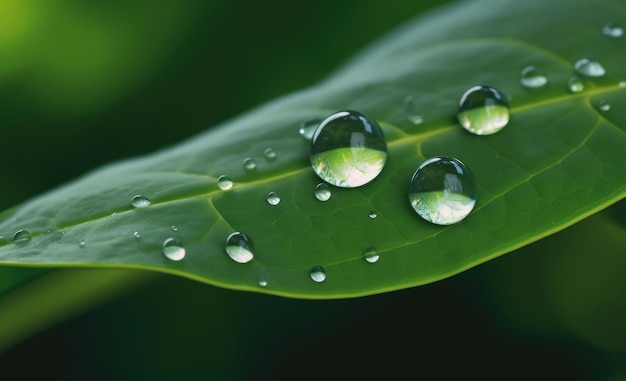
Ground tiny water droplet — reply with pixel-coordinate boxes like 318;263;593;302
13;230;32;245
243;157;257;171
133;231;141;238
79;239;86;248
258;278;268;287
315;183;332;201
364;247;379;263
598;100;611;111
408;156;477;225
368;211;377;219
264;148;277;160
574;58;606;77
225;232;254;264
266;192;281;206
310;110;388;188
171;225;178;232
309;266;326;283
131;195;151;208
567;76;585;93
299;118;323;140
602;22;623;37
403;96;423;125
457;85;510;135
520;65;548;88
162;238;185;261
217;175;233;190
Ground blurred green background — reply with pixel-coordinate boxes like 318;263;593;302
1;0;625;379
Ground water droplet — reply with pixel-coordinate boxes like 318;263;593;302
79;239;86;248
266;192;281;206
567;76;585;93
133;231;141;239
310;110;388;188
520;66;547;88
309;266;326;283
131;195;151;208
408;156;477;225
314;183;332;201
264;148;277;160
368;210;378;219
171;225;178;232
598;100;611;111
602;22;623;37
243;157;257;171
217;175;233;190
457;85;510;135
620;81;626;88
404;96;424;125
364;247;379;263
162;238;185;261
225;232;254;264
574;58;606;77
13;230;32;245
299;118;322;140
258;278;268;287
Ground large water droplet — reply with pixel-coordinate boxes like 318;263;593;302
309;266;326;283
264;148;277;160
162;238;185;261
218;175;233;190
13;230;32;245
457;85;510;135
574;58;606;77
404;96;424;125
299;118;322;140
602;22;623;37
266;191;281;206
315;183;332;201
568;76;584;93
243;157;257;171
520;66;547;88
310;110;388;188
364;247;379;263
131;195;151;208
598;100;611;111
408;156;477;225
225;232;254;264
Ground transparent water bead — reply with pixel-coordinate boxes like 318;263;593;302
602;22;623;37
309;266;326;283
568;76;584;93
368;210;378;219
171;225;179;232
574;58;606;77
408;156;477;225
264;148;277;160
266;191;281;206
598;100;611;111
315;183;332;201
364;247;379;263
620;81;626;88
310;110;387;188
131;195;151;208
243;157;257;171
258;278;268;287
13;230;32;245
217;175;233;190
404;96;423;125
299;118;323;140
457;85;510;135
79;239;86;248
162;238;186;261
133;231;141;239
520;66;547;88
225;232;254;264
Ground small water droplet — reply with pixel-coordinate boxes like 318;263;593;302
567;76;585;93
315;183;332;202
520;66;548;88
619;81;626;88
598;100;611;111
243;157;257;171
408;156;477;225
299;118;323;140
310;110;388;188
133;231;141;239
264;148;277;160
225;232;254;264
162;238;185;261
368;211;377;219
602;22;623;37
258;278;268;287
217;175;233;190
457;85;510;135
309;266;326;283
131;195;151;208
171;225;178;232
266;192;281;206
79;239;86;248
364;247;379;263
574;58;606;77
404;96;424;125
13;230;32;245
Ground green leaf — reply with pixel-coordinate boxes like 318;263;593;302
0;0;624;299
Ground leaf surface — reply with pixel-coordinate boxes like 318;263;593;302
0;0;624;298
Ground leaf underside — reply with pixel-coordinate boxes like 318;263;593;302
0;0;624;299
